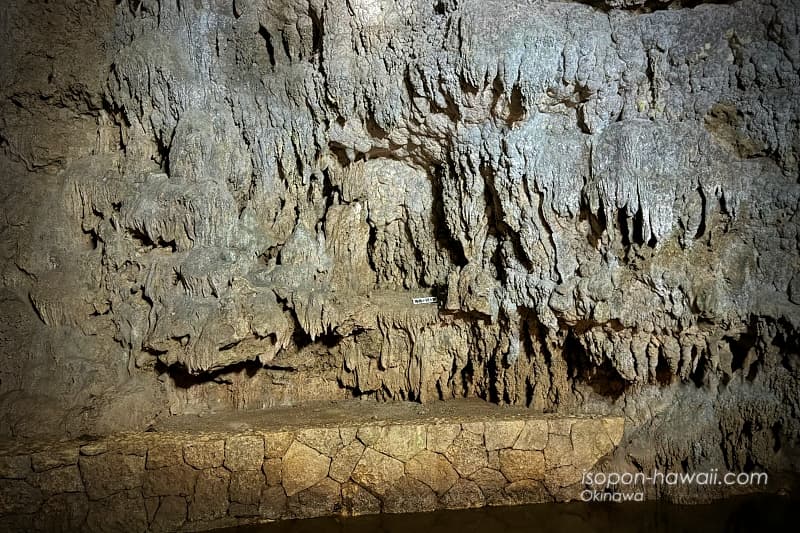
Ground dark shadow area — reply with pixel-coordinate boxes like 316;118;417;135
564;329;630;401
216;494;800;533
154;359;263;388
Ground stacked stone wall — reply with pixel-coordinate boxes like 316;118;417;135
0;415;623;531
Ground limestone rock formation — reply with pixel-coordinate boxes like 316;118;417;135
0;0;798;505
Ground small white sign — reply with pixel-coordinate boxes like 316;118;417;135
411;297;438;305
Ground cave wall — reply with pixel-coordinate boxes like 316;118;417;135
1;0;799;493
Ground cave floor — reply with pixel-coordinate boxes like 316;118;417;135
153;398;590;434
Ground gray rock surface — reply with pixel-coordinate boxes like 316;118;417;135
0;0;798;501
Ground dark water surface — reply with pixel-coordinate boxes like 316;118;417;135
219;494;799;533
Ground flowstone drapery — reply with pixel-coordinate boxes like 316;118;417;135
1;0;798;501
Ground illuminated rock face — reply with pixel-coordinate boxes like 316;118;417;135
0;0;799;510
0;409;624;530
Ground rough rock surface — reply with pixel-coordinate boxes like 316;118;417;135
0;409;625;530
0;0;799;507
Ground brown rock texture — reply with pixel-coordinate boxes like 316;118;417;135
281;441;331;497
405;450;459;495
223;436;264;471
0;0;798;523
0;411;626;530
183;440;225;470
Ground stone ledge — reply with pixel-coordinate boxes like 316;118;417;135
0;401;623;532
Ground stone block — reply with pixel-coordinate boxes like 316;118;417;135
405;450;458;495
263;432;294;459
339;427;358;445
31;448;79;473
372;424;426;462
224;435;264;471
484;420;524;451
329;440;365;483
282;441;331;496
499;449;545;482
184;440;225;469
544;434;574;469
150;495;187;532
445;430;487;477
189;468;230;521
468;468;507;505
440;478;485;509
229;470;265;505
351;448;404;497
548;418;575;436
381;476;437;514
287;477;341;519
426;424;460;453
503;479;552;505
461;422;485;436
341;481;381;516
114;439;148;457
28;465;83;495
355;426;382;447
297;428;343;456
146;442;184;470
34;493;88;532
487;449;500;469
143;464;198;497
258;485;286;519
85;490;147;533
0;410;630;527
513;420;548;451
571;419;608;470
545;465;582;491
79;453;144;500
262;458;282;486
